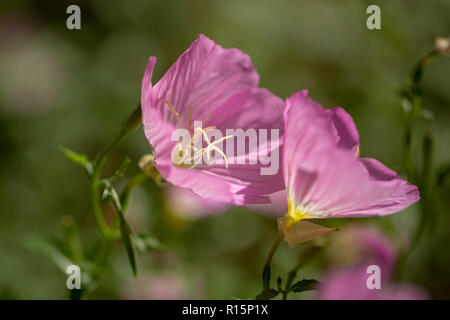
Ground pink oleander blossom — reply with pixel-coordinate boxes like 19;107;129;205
282;91;419;223
141;35;285;205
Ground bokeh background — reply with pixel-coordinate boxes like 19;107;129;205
0;0;449;299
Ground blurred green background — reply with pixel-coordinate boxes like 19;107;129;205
0;0;449;299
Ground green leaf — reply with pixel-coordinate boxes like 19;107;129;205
262;265;271;289
103;184;137;277
108;187;137;276
119;213;137;277
290;279;319;293
59;146;88;166
277;276;282;290
255;289;279;300
59;146;93;177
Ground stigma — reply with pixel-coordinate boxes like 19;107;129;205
165;98;232;169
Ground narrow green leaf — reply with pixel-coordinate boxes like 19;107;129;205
262;265;271;289
119;213;137;277
108;187;137;277
59;146;93;177
59;146;88;166
255;289;279;300
290;279;319;292
277;275;282;291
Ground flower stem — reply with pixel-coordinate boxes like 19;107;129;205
90;105;142;239
265;231;283;266
261;231;283;290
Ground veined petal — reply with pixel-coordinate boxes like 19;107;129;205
141;35;285;205
283;92;419;219
326;107;359;156
145;34;259;127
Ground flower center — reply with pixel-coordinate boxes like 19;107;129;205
165;99;232;169
285;197;313;229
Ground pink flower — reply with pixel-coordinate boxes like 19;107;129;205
282;91;419;223
141;35;285;205
318;265;428;300
317;225;428;300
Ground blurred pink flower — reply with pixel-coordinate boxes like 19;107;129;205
167;186;229;220
318;265;428;300
141;34;285;205
282;91;419;223
317;225;428;300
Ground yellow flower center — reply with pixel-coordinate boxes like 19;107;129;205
285;197;313;230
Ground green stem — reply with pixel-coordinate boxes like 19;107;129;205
265;231;283;267
91;180;121;239
90;105;142;239
402;49;439;183
408;132;433;254
261;231;283;290
396;47;445;279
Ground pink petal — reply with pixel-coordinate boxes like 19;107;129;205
326;107;359;155
248;190;288;217
283;92;419;218
143;34;259;128
141;35;285;205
